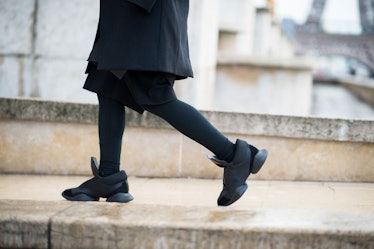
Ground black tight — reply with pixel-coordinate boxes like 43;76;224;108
143;100;235;161
98;95;126;176
98;95;235;176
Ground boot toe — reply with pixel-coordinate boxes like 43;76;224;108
217;183;248;206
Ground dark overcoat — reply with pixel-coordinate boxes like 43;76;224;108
88;0;193;79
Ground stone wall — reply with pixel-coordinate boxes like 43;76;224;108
338;77;374;107
0;0;222;107
0;0;99;103
215;56;313;115
1;97;373;182
0;0;307;115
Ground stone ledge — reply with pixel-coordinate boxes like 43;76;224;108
0;199;373;249
217;54;315;70
338;77;374;107
1;97;373;143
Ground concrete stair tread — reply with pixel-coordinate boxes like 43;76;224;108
2;97;374;183
0;174;373;211
1;175;373;248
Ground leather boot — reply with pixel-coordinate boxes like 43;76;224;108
62;157;134;203
208;139;267;206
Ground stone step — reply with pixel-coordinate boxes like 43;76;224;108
1;97;374;182
0;174;373;248
338;77;374;107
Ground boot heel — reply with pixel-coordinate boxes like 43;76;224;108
251;149;268;174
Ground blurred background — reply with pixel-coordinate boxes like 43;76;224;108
0;0;373;119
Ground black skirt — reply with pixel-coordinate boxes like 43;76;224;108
83;63;177;113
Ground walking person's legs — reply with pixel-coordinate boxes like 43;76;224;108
62;70;267;206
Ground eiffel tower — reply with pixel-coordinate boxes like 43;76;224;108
302;0;374;33
293;0;374;76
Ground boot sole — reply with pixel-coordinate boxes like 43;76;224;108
62;191;99;202
106;192;134;203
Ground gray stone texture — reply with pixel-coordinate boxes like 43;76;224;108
215;65;312;115
0;97;98;124
1;97;372;143
0;0;99;103
0;98;373;181
0;200;71;249
339;77;374;107
35;0;99;58
0;56;20;96
0;0;35;54
0;200;373;249
51;203;374;249
1;0;371;120
0;55;34;98
0;0;315;117
34;58;96;103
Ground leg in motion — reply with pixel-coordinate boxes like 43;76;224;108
144;99;235;162
144;99;268;206
61;95;133;203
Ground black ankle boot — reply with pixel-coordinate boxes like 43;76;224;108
62;157;134;203
208;139;267;206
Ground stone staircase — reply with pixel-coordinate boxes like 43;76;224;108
0;97;373;249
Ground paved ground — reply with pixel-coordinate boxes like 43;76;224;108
1;174;373;211
1;175;374;248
